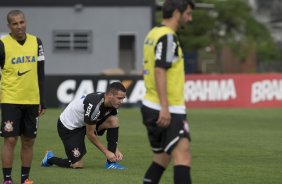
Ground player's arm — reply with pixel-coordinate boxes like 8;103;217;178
83;95;116;162
37;38;46;116
155;67;169;127
109;112;123;161
154;34;176;127
0;41;5;69
85;123;116;162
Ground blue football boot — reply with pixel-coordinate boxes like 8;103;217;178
41;151;55;167
105;162;127;170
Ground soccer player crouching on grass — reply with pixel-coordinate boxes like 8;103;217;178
41;82;127;169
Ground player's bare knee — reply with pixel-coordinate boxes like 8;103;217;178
171;138;191;166
71;160;84;168
153;153;170;168
106;116;119;128
21;137;35;147
4;137;17;147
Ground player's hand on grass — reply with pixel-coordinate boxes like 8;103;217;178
105;150;117;162
157;107;171;128
115;149;123;162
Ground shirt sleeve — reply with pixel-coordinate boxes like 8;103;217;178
0;40;5;69
83;93;103;125
37;38;46;109
154;34;178;69
37;38;45;62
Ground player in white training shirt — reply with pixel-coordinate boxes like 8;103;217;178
41;82;127;169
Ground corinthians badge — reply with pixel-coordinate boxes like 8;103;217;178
72;148;81;158
4;121;14;132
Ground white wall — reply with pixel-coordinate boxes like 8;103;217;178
0;6;152;75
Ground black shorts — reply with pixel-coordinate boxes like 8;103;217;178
1;104;39;138
141;105;191;155
57;119;87;164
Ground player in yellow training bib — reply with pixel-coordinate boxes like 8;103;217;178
0;10;46;184
141;1;195;184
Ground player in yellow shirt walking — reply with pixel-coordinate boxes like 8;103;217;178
141;0;195;183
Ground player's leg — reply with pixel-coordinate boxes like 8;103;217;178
167;114;192;184
143;153;170;184
1;104;22;183
1;137;18;166
42;119;86;168
1;137;18;183
21;105;38;183
41;119;70;168
97;116;126;169
97;116;119;154
70;159;84;168
42;150;72;168
20;135;35;183
55;119;86;168
171;138;192;184
20;136;35;166
141;105;169;184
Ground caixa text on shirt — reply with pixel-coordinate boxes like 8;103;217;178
11;56;36;64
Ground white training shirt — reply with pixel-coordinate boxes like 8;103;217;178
59;93;117;130
59;96;86;130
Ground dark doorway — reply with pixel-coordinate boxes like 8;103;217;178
119;35;135;74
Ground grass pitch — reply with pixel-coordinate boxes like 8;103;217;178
1;108;282;184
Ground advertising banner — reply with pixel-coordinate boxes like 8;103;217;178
45;75;144;108
185;74;282;108
45;74;282;108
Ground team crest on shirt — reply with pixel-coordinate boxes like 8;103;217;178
4;121;14;132
72;148;81;158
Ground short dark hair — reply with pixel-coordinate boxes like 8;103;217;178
163;0;195;19
7;9;25;23
106;82;126;94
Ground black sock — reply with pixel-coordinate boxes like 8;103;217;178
48;157;71;168
21;166;30;183
106;127;119;163
143;162;165;184
2;168;12;181
174;165;191;184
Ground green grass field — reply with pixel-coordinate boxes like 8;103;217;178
1;108;282;184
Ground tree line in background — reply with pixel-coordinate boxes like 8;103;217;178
156;0;282;73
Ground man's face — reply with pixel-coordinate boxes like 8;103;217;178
178;5;193;27
108;90;126;109
8;13;26;40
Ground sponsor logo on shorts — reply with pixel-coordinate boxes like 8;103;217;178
4;121;14;132
72;148;81;158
